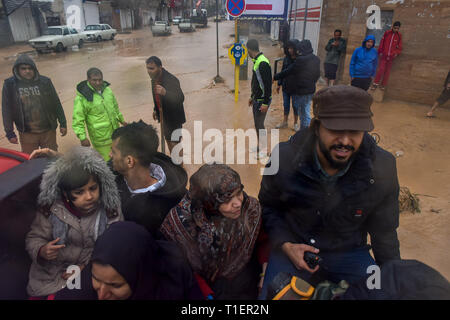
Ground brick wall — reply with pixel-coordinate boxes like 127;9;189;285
318;0;450;105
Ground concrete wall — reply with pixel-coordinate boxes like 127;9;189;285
318;0;450;105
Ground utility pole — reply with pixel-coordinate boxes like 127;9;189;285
214;0;223;83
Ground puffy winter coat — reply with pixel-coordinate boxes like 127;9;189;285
25;147;123;297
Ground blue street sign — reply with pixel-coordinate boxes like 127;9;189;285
226;0;246;18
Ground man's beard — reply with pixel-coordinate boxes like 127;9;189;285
317;137;358;170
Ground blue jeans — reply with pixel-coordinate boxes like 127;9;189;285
297;94;313;129
282;91;300;116
259;246;376;300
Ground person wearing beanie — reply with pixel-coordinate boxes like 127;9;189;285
372;21;403;90
258;85;401;299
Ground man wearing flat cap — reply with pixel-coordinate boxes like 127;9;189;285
258;85;401;299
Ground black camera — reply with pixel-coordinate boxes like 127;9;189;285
304;252;323;269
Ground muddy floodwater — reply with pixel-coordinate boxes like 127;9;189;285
1;21;449;280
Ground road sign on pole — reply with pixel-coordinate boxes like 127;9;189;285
228;43;248;66
226;0;246;18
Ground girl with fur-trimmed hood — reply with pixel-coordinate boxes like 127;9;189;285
25;146;123;298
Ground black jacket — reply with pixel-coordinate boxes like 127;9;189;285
277;39;300;95
274;40;320;96
152;68;186;127
342;259;450;300
2;54;66;139
259;129;401;265
251;53;272;105
113;152;188;235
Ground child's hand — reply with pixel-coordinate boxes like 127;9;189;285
39;238;65;260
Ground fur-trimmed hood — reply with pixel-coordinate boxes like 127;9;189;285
38;146;121;215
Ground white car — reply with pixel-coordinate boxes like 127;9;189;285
151;21;172;36
179;19;196;32
28;26;85;53
172;16;182;25
82;24;117;42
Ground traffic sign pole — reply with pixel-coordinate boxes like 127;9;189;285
235;19;239;102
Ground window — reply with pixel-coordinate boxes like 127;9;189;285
63;28;69;36
366;10;393;47
43;28;62;36
85;25;101;31
104;25;111;30
70;28;78;34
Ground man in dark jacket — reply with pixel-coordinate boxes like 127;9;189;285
146;56;186;154
247;39;272;158
275;39;301;131
258;85;401;299
324;29;347;87
2;54;67;153
274;40;320;130
110;121;187;235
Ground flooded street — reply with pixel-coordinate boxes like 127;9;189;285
1;21;449;279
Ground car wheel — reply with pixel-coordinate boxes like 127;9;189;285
110;34;115;40
78;39;84;48
36;49;44;54
97;36;102;42
55;42;64;52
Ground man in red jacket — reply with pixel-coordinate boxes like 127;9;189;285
372;21;402;90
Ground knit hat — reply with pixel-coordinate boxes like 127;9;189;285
313;85;374;131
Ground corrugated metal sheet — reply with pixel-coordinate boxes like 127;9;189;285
8;6;39;41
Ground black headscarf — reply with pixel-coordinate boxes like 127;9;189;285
91;221;202;300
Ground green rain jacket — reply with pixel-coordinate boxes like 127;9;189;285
72;80;124;150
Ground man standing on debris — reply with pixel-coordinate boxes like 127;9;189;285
324;29;347;87
247;39;272;159
258;85;401;299
372;22;403;90
2;54;67;153
146;56;186;154
349;35;378;91
73;67;127;161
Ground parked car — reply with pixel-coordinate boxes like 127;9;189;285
172;16;182;25
28;26;85;53
151;21;172;36
82;24;117;42
179;19;196;32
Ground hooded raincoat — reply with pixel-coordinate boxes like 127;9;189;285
349;35;378;79
25;147;123;297
72;80;125;160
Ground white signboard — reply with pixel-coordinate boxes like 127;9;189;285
239;0;289;20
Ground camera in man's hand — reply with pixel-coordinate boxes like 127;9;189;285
304;251;323;269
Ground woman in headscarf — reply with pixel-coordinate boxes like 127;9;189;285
160;164;269;299
90;221;203;300
25;146;123;299
56;221;203;300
